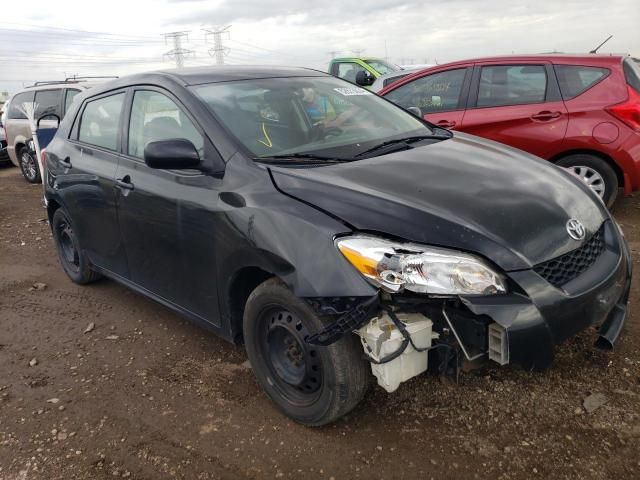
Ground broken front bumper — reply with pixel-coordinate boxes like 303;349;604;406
461;220;632;370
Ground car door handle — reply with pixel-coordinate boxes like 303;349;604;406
436;120;457;128
531;111;562;121
115;176;134;191
60;157;72;169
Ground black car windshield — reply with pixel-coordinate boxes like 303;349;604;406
191;76;438;160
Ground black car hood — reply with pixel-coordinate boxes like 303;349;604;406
269;133;609;271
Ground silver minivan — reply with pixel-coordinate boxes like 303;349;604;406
4;78;107;182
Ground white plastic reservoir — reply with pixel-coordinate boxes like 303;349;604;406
357;312;437;393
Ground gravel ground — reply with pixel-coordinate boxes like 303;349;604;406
0;165;639;480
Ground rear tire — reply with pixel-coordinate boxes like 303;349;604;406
18;147;41;184
556;154;619;208
51;209;101;285
243;278;369;426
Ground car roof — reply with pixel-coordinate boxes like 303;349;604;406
422;53;628;69
331;57;384;63
80;66;330;98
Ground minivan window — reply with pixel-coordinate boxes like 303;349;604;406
555;65;609;99
623;58;640;93
64;89;81;114
384;69;467;114
34;89;62;119
477;65;547;108
128;90;204;158
7;91;35;120
192;76;433;159
78;93;125;151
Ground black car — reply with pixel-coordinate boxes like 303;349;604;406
43;67;632;426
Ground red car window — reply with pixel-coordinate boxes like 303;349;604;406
477;65;547;108
383;69;467;115
554;65;609;100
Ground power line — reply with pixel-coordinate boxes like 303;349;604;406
162;31;194;68
1;22;166;40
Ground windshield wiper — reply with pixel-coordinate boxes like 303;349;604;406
255;153;350;164
355;134;450;158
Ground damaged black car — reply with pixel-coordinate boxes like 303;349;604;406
43;67;632;426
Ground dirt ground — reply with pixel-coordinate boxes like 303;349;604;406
0;165;638;480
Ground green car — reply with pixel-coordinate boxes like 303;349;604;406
328;57;401;88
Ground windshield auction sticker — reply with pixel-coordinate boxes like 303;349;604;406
333;87;372;96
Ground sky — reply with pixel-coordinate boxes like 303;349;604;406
0;0;639;93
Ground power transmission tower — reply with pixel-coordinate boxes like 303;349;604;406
163;31;194;68
204;26;231;65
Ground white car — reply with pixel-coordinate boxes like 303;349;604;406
370;68;421;92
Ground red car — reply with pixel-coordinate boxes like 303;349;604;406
380;54;640;207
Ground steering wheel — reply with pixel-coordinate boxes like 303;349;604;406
310;123;343;141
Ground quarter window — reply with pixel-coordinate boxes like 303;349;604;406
336;63;368;83
64;89;81;115
34;89;62;119
127;90;203;159
7;91;35;120
384;69;467;114
555;65;609;100
78;93;125;151
477;65;547;108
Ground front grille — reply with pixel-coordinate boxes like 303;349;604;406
534;224;605;288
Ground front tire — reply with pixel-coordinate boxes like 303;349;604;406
51;209;101;285
243;278;369;426
18;147;41;184
556;154;619;208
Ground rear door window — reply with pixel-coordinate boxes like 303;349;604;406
34;89;62;119
7;91;35;120
554;65;609;99
78;93;125;151
623;58;640;93
477;65;547;107
385;68;467;114
127;90;204;159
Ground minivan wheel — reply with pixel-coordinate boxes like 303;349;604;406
556;154;619;208
243;278;369;426
51;209;101;285
18;147;41;184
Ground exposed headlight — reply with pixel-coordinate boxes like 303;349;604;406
336;235;507;296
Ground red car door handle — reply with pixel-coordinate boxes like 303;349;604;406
436;120;456;128
531;111;562;121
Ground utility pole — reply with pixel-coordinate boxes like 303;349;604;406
204;26;231;65
163;31;194;68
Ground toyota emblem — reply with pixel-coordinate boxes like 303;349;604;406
566;219;586;241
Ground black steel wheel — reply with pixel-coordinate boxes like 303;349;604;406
260;307;323;404
243;278;369;426
51;209;101;285
19;147;41;183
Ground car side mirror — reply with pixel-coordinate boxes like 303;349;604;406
406;107;422;118
144;139;201;170
355;70;375;87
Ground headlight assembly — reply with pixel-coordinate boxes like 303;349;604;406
336;235;507;296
